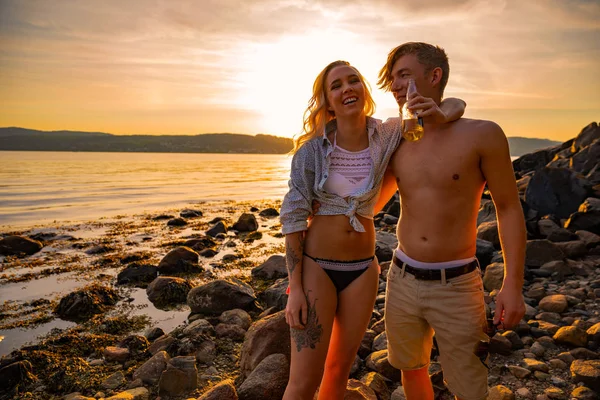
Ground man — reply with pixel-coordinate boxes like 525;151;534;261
376;42;526;400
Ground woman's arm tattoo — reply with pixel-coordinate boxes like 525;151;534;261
285;235;304;275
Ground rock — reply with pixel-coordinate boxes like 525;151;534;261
167;217;187;227
183;319;215;337
360;372;390;400
144;327;165;342
153;214;174;220
105;387;149;400
477;221;500;249
101;371;125;390
54;284;119;322
0;360;36;390
483;262;505;291
587;323;600;344
195;340;217;364
549;359;568;370
577;230;600;248
478;199;497;225
516;387;532;399
571;386;598;400
540;260;573;279
216;323;247;340
219;309;252;330
233;213;258;232
539;294;569;313
237;353;289;400
157;246;201;274
206;221;228;237
476;238;495;268
525;167;590;219
184;236;217;252
125;379;143;390
187;279;257;315
251;255;288;279
566;197;600;235
530;341;546;357
570;359;600;392
104;346;130;363
148;335;176;355
557;352;575;365
536;321;561;335
372;332;388;352
239;311;290;378
117;263;158;286
198;379;238;400
258;278;288;311
390;386;406;400
118;335;149;358
132;350;170;385
570;348;599;360
502;331;524;350
555;240;589;259
525;240;566;268
508;365;531;379
158;356;198;396
554;326;589;347
488;385;515;400
522;358;549;373
344;379;378;400
0;235;43;256
538;218;562;237
544;387;566;400
259;208;279;217
526;284;546;301
365;350;400;381
146;276;192;308
180;209;203;218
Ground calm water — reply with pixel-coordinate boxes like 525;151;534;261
0;151;292;229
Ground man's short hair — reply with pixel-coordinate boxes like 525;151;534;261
378;42;450;96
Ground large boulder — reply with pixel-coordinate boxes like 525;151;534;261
258;278;289;311
571;139;600;175
570;359;600;392
572;122;600;152
237;354;289;400
477;221;500;249
0;235;43;256
0;360;36;391
239;311;291;378
187;279;257;315
525;240;566;268
157;247;202;275
476;239;495;269
525;167;590;219
147;277;193;308
251;255;288;280
54;284;119;322
565;198;600;235
132;351;170;385
158;356;198;396
477;199;497;226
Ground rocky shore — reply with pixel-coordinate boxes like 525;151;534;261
1;122;599;400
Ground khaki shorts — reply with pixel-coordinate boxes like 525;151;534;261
384;263;489;400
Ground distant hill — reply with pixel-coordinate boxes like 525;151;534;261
0;127;560;156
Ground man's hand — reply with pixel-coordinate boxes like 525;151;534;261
406;92;448;124
494;283;526;330
285;289;308;330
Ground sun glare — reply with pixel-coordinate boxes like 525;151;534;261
234;30;392;138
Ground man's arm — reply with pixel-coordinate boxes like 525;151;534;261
374;167;398;214
479;121;526;329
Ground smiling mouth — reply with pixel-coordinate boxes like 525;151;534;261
343;97;358;105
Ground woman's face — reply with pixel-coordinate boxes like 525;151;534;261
324;65;366;119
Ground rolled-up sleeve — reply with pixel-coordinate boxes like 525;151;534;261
280;144;315;235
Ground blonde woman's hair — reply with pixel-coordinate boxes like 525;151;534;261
291;60;376;154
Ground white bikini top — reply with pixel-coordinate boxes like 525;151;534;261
323;132;373;198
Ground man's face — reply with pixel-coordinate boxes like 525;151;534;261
390;54;431;107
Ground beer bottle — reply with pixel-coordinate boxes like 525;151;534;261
401;79;424;141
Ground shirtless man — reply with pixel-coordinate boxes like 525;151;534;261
376;42;527;400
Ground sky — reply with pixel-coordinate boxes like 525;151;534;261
0;0;599;141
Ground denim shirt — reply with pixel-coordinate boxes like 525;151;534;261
280;116;402;235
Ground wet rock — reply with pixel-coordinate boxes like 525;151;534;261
118;335;149;357
570;359;600;392
483;262;505;291
0;360;36;390
206;221;228;237
104;346;130;363
105;387;149;400
117;263;158;286
198;379;238;400
144;327;165;342
344;379;378;400
132;350;170;385
565;198;600;235
259;208;279;217
167;217;187;227
238;353;289;400
101;371;125;390
54;284;119;322
153;214;174;221
199;248;218;257
0;235;43;256
184;236;217;252
525;240;566;268
158;356;198;396
216;323;246;340
183;319;215;337
539;294;568;313
233;213;258;232
239;311;290;378
488;385;515;400
146;276;192;308
477;221;500;249
258;278;288;311
365;350;401;381
360;372;390;400
251;254;288;279
195;339;217;365
525;167;590;219
157;246;202;274
219;309;252;330
554;326;589;347
148;335;176;355
180;209;203;218
571;386;598;400
187;279;257;315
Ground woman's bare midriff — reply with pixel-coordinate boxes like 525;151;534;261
304;214;376;260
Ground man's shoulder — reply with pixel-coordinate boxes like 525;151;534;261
456;118;503;133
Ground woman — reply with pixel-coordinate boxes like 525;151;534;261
279;60;465;400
